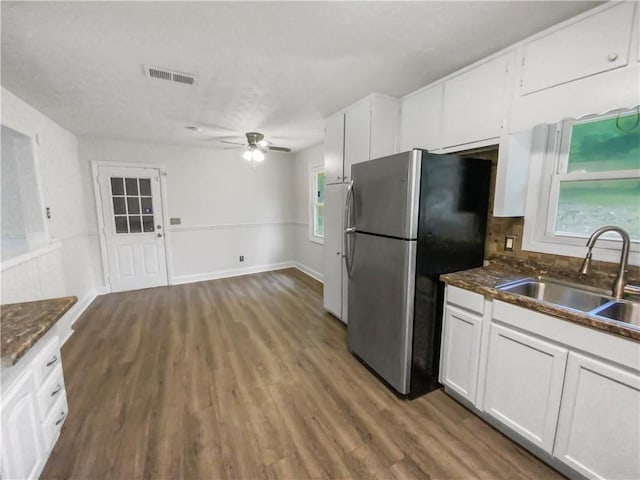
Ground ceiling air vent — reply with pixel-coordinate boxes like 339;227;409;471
145;66;196;86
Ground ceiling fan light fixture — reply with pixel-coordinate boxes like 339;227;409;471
252;149;265;162
257;139;269;148
243;148;253;161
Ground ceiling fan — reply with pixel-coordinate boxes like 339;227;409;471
219;132;291;162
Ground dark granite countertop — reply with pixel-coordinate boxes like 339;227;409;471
1;296;77;367
441;259;640;342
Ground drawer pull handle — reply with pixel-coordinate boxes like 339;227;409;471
51;384;63;397
55;411;66;426
46;355;58;367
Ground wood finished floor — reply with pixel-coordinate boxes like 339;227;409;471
42;268;563;480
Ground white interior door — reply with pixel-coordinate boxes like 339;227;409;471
98;165;168;292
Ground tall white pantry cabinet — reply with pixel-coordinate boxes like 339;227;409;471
322;94;399;322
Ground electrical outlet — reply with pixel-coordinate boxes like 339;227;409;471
504;235;516;251
239;255;244;262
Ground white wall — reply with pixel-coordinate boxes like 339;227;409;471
78;137;297;283
1;87;102;339
293;143;324;281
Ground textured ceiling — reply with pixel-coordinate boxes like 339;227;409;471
1;1;598;152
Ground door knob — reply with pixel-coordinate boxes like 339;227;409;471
157;233;163;238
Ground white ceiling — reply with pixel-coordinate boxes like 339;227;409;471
2;1;599;152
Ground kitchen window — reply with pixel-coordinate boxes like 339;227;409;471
310;167;325;243
523;109;640;265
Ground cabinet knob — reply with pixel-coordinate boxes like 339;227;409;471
608;53;618;62
336;252;341;256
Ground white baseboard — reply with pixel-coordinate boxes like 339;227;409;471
294;262;323;283
60;290;98;345
95;285;110;295
171;261;296;285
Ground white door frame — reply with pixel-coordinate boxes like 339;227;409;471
91;161;173;292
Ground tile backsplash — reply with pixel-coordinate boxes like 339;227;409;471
469;148;640;283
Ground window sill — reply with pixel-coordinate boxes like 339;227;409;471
309;236;325;246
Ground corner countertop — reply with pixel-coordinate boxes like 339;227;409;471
440;259;640;342
1;296;77;367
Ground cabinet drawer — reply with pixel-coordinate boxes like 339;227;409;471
32;336;61;387
42;394;67;452
36;365;65;420
446;286;485;315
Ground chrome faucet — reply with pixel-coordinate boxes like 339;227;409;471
579;226;630;299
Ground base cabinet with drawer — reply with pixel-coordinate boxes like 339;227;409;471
439;285;640;480
1;331;68;480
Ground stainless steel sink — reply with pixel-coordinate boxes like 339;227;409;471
592;301;640;327
498;277;640;327
498;278;611;312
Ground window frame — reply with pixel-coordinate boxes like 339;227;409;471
309;166;325;245
0;122;50;264
523;112;640;266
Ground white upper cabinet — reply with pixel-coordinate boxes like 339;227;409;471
441;52;514;149
520;2;635;95
324;112;345;184
399;83;443;152
324;94;399;184
344;99;371;173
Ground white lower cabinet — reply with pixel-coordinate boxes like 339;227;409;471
1;370;46;480
1;331;68;480
554;352;640;480
439;305;483;403
440;285;640;479
483;323;567;453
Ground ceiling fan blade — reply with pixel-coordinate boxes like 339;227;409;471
220;140;245;146
267;145;291;152
224;146;242;150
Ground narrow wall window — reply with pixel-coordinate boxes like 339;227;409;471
311;167;325;242
1;125;48;261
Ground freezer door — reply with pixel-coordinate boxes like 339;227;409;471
347;232;417;395
350;150;421;240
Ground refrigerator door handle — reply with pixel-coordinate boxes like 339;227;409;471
344;181;355;277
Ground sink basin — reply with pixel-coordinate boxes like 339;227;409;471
592;301;640;327
498;278;611;313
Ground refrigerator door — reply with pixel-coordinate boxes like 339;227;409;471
350;150;422;240
347;232;417;395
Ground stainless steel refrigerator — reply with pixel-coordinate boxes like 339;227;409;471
345;149;491;398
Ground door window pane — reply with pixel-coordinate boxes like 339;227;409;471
112;197;126;215
139;178;152;196
567;113;640;173
115;216;128;233
127;197;140;214
125;178;138;195
129;216;142;233
142;216;155;232
555;178;640;240
141;197;153;214
111;177;125;195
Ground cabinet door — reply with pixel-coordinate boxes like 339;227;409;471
324;113;345;184
400;83;443;152
442;53;512;148
483;323;567;453
323;183;346;319
440;304;483;404
554;353;640;479
520;2;634;95
1;370;45;480
344;100;371;181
